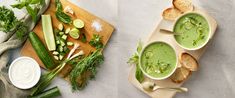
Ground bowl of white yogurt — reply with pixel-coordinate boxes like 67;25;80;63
8;57;41;89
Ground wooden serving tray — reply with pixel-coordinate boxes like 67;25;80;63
128;7;217;98
20;0;114;77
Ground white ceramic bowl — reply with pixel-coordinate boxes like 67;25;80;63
139;41;178;80
173;12;212;50
8;57;41;89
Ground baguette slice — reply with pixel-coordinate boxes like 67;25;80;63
170;67;191;83
162;7;182;21
180;53;198;71
173;0;194;12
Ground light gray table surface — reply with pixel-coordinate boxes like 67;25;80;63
8;0;235;98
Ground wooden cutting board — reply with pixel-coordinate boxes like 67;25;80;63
21;0;114;77
128;7;217;98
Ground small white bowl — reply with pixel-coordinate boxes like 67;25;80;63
139;41;178;80
8;57;41;89
173;12;212;50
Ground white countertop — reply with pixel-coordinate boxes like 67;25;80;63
9;0;235;98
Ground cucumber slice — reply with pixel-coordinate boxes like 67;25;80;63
59;32;64;35
41;15;56;51
67;42;74;46
65;28;70;34
52;51;59;55
56;40;60;44
59;55;64;60
73;19;84;28
60;40;65;46
58;23;63;31
69;28;80;39
54;56;59;60
58;46;64;52
61;35;67;40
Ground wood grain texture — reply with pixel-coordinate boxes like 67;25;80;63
128;7;217;98
21;0;114;77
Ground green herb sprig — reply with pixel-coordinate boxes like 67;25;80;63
69;49;104;91
128;41;144;83
89;34;104;49
11;0;45;22
0;6;28;39
55;0;72;24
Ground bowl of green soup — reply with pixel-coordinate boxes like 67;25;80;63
139;41;177;80
173;12;211;50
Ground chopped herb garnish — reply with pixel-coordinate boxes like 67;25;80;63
0;6;28;39
89;34;103;49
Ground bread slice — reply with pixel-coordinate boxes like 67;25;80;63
180;52;198;71
173;0;194;12
170;67;191;83
162;7;182;21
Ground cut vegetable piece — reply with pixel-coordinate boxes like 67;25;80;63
56;40;60;44
42;15;56;51
29;86;61;98
58;23;63;31
173;0;194;12
60;40;65;46
73;19;84;28
59;55;64;60
29;32;55;69
54;56;59;60
180;52;198;71
170;67;191;83
61;35;67;40
65;28;70;34
67;42;74;46
69;28;80;39
162;7;182;21
58;46;64;52
59;32;64;35
53;51;59;55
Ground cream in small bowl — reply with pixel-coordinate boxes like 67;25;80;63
173;12;211;50
139;41;178;80
8;57;41;89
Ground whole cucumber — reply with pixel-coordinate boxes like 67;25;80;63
29;32;55;69
29;86;61;98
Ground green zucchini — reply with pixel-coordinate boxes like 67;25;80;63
29;86;61;98
29;32;56;69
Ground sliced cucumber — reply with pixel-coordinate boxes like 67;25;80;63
41;15;56;51
69;28;80;39
54;56;59;60
67;42;74;46
60;40;65;46
58;45;64;52
73;19;84;28
56;40;60;44
59;55;64;60
65;28;70;34
58;23;63;31
52;51;59;55
59;32;64;35
61;35;67;40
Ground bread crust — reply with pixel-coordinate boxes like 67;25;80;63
180;52;199;71
173;0;194;12
162;7;182;21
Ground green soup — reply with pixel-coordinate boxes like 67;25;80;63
174;13;209;49
140;42;177;78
